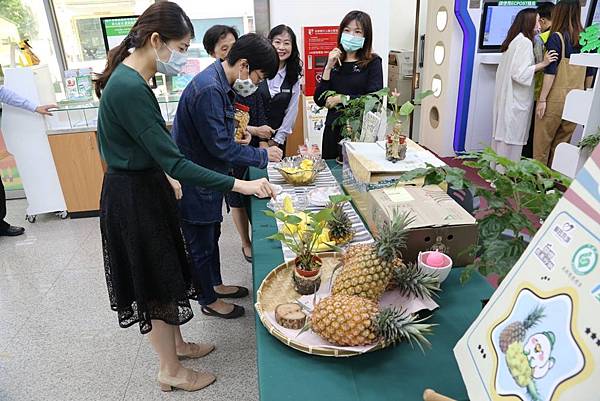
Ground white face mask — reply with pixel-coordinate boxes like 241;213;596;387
154;43;188;76
233;65;259;97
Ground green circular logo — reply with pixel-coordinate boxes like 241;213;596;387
572;244;598;275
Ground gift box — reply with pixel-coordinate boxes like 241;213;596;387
363;185;478;266
341;140;449;236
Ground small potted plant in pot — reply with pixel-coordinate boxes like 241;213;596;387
386;89;433;162
265;195;350;295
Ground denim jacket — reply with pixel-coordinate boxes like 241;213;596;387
172;60;268;224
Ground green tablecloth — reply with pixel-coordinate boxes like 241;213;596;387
248;161;492;401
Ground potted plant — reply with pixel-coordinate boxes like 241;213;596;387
396;148;571;284
386;89;433;162
318;89;388;142
577;128;600;162
265;195;351;295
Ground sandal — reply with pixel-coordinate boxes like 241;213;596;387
201;304;245;319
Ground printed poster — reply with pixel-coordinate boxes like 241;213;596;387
454;147;600;401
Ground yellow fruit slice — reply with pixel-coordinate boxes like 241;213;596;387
283;196;294;213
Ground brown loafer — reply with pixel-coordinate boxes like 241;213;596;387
177;342;215;359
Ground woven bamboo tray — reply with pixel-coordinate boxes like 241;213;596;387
255;252;386;357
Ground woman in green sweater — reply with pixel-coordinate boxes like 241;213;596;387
94;2;273;392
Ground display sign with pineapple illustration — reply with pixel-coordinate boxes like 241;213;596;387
455;146;600;401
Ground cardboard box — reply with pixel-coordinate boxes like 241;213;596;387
342;140;447;220
454;145;600;401
361;185;477;266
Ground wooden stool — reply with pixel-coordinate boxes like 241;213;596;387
423;389;457;401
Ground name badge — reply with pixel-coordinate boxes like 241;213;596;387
281;89;291;93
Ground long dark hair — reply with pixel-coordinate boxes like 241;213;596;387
500;8;537;52
551;0;583;46
94;2;194;98
268;25;303;86
337;10;375;69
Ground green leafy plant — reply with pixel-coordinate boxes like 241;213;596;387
265;195;351;271
577;128;600;152
396;148;571;284
387;89;434;126
580;23;600;53
319;88;388;141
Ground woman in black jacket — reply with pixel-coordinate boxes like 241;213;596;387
314;10;383;161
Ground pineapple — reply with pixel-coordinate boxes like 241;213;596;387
327;202;354;245
311;294;435;349
332;212;414;300
505;342;541;400
499;306;545;353
391;262;440;299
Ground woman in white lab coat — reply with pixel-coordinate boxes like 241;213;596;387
492;8;557;167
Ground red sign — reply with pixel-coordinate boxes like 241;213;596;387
303;26;339;97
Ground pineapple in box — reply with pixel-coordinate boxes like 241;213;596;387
311;294;434;348
332;212;413;300
327;201;354;245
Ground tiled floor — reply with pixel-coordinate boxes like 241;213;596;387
0;199;259;401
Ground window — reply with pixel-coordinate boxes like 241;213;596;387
51;0;153;72
171;0;256;71
0;0;62;94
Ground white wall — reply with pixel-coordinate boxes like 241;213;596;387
269;0;391;80
389;0;418;52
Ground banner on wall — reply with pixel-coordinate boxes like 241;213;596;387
0;128;22;191
303;26;338;97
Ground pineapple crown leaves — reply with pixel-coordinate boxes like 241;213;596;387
524;306;546;330
393;263;441;299
375;211;415;262
376;307;436;353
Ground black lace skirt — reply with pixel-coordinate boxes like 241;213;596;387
99;168;200;334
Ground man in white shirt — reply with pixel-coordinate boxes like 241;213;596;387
0;85;55;236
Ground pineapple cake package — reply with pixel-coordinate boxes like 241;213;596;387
342;140;447;218
454;147;600;401
365;185;478;265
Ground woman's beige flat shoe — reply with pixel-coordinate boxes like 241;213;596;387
176;342;215;359
158;369;216;392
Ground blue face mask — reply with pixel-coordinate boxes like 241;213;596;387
154;43;188;76
340;32;365;52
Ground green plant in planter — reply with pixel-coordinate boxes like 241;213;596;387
577;128;600;152
318;88;388;141
396;148;571;283
264;195;351;271
580;23;600;53
387;89;434;127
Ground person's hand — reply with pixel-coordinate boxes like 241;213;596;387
252;125;275;139
326;48;342;69
234;178;275;198
35;104;57;116
325;95;343;109
258;141;269;149
536;101;547;119
267;145;283;162
235;129;252;145
165;174;183;200
543;50;558;67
